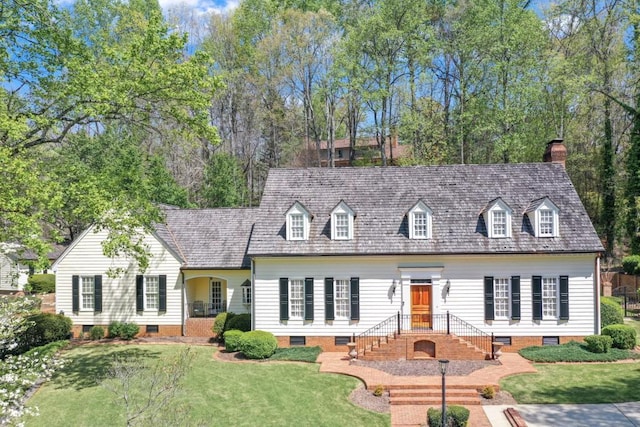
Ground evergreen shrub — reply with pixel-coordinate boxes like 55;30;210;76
20;313;72;352
602;325;637;350
427;405;470;427
622;255;640;275
213;312;236;338
226;313;251;332
583;335;612;353
89;326;105;340
27;274;55;293
601;297;624;328
223;330;244;352
239;330;277;359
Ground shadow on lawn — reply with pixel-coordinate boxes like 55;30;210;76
519;364;640;404
52;345;163;391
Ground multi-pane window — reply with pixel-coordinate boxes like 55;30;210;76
242;286;251;305
542;277;557;318
540;210;554;236
335;213;349;239
290;214;304;239
492;211;507;237
290;279;304;318
413;212;428;238
145;276;159;310
335;279;350;318
494;278;509;318
210;280;222;311
81;276;94;310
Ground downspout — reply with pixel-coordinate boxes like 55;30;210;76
181;271;185;337
595;255;601;335
251;259;255;331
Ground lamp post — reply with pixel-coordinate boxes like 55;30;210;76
439;359;449;427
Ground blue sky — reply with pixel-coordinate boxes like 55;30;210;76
157;0;239;15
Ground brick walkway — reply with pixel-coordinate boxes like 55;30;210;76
317;352;537;427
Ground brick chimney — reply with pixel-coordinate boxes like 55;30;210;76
543;138;566;168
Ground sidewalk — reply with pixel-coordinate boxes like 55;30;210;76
484;402;640;426
317;352;537;426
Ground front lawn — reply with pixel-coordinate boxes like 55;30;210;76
501;361;640;404
519;341;640;363
23;344;388;427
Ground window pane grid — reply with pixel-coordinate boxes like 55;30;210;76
211;281;222;310
335;213;349;238
414;212;427;238
335;279;350;318
81;276;94;310
542;277;557;317
492;211;506;237
494;278;509;318
145;276;159;310
540;210;554;236
291;214;304;239
290;279;304;318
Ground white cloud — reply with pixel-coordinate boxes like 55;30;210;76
159;0;239;15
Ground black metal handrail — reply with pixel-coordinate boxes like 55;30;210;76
355;311;494;358
354;312;400;356
187;301;226;318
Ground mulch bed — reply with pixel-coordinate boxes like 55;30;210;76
350;358;500;376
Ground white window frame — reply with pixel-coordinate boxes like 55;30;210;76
408;201;432;239
542;277;558;319
539;209;555;237
210;280;223;312
286;202;311;241
289;279;304;319
331;202;355;240
334;279;350;319
485;199;512;238
80;276;95;311
527;198;560;238
242;286;251;305
494;278;510;319
144;276;159;311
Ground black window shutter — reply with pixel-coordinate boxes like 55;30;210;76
279;278;289;321
304;277;314;321
159;275;167;312
350;277;360;321
325;278;334;321
532;275;542;320
511;276;521;320
94;275;102;313
136;275;144;312
484;277;494;321
559;275;569;320
72;275;79;313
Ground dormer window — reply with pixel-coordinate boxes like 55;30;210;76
331;201;355;240
526;197;560;238
482;198;512;238
286;202;311;241
408;200;432;239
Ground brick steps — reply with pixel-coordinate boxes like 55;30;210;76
389;387;481;406
359;333;490;361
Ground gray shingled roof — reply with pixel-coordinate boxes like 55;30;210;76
247;164;604;256
156;208;256;269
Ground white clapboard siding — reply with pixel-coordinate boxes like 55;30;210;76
53;226;182;326
0;254;21;291
253;253;598;337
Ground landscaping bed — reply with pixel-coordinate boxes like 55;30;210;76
351;358;500;376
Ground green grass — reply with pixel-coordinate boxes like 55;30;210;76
501;362;640;404
519;341;640;362
268;346;321;362
23;345;388;427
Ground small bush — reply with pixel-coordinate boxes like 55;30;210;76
601;297;624;328
481;385;495;399
583;335;612;353
89;326;105;341
223;330;244;352
373;385;384;397
427;405;470;427
213;312;236;338
226;313;251;332
108;321;139;340
239;330;277;359
27;274;55;293
18;313;72;352
602;325;637;350
622;255;640;275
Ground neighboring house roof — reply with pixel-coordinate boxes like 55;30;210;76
160;208;256;269
247;164;604;256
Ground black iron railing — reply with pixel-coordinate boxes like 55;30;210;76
354;312;400;356
187;301;226;318
355;311;494;358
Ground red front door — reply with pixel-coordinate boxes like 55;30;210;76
411;285;432;329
